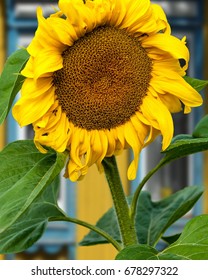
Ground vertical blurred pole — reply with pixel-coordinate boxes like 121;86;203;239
204;0;208;214
0;0;5;260
0;0;5;152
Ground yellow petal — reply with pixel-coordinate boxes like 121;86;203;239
34;49;63;79
21;57;35;78
47;17;76;46
21;77;53;97
79;130;92;167
59;0;89;36
27;38;43;57
34;101;61;130
130;114;149;144
52;113;70;152
12;86;55;126
67;128;93;181
87;0;112;27
124;121;141;180
34;140;48;154
109;0;127;26
96;130;108;171
70;127;85;167
151;58;186;77
120;0;157;35
145;127;160;147
67;159;82;182
34;112;70;153
158;93;182;113
184;106;191;114
28;7;65;56
105;129;116;156
142;34;190;70
116;124;125;150
140;95;173;150
36;7;65;48
152;4;171;34
151;75;203;109
85;130;101;170
69;127;91;170
67;158;89;181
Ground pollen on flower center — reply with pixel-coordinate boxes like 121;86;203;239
53;26;152;130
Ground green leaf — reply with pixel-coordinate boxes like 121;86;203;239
0;48;29;124
0;140;67;253
115;244;187;260
163;135;208;164
193;115;208;138
161;215;208;259
184;76;208;92
80;186;203;247
136;186;203;246
115;244;158;260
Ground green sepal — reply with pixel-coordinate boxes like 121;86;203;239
184;76;208;92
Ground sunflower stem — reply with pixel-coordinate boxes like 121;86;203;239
102;156;138;248
130;157;167;221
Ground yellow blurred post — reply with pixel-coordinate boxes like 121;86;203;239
0;124;5;150
0;0;5;149
0;0;6;151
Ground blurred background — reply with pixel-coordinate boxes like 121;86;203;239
0;0;208;260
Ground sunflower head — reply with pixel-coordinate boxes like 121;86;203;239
12;0;203;181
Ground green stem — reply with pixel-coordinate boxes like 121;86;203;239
49;215;122;251
130;157;166;220
102;156;138;247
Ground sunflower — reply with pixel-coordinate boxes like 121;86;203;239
12;0;202;182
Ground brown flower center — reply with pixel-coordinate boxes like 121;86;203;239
53;26;152;130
